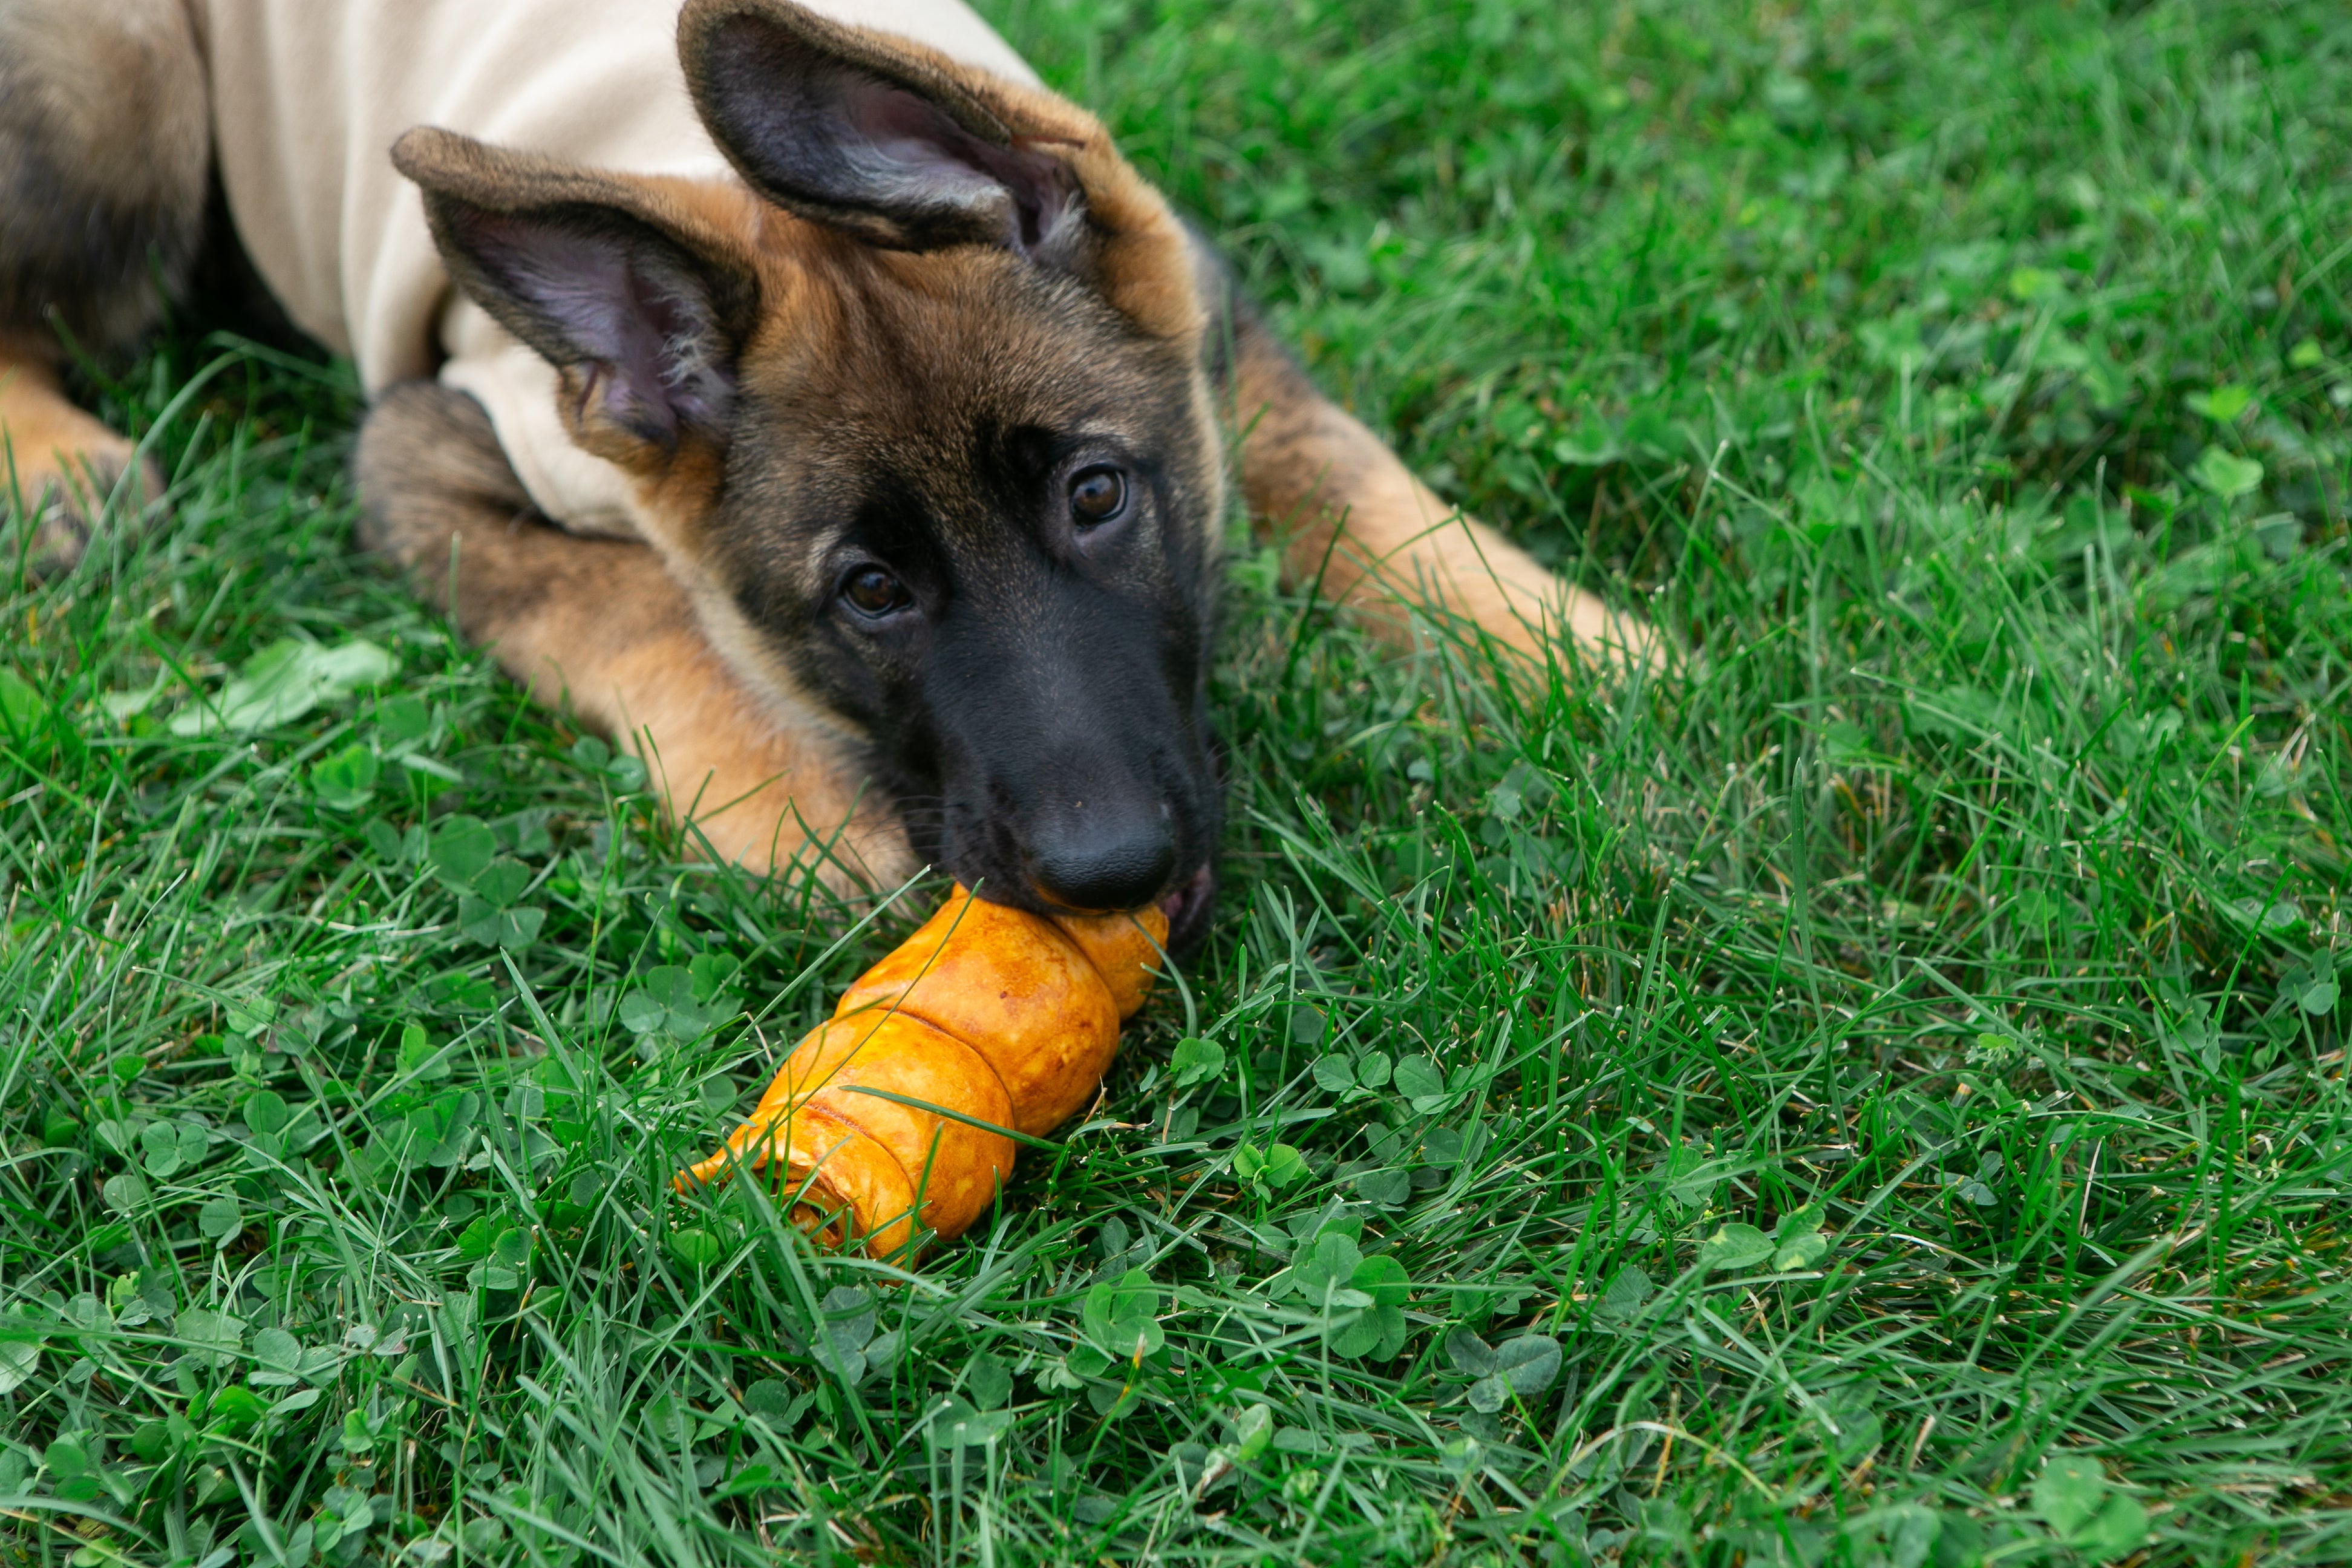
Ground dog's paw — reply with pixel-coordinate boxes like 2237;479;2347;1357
351;475;439;573
0;364;160;577
354;381;532;572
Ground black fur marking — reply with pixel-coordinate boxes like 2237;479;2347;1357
707;260;1224;926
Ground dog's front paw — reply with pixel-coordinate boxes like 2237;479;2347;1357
0;361;161;577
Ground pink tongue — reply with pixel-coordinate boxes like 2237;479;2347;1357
1161;863;1210;920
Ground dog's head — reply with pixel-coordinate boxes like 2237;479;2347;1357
394;0;1226;949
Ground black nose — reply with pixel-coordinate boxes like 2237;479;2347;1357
1031;809;1177;912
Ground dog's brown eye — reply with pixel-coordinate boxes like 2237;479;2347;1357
842;566;910;617
1069;466;1128;526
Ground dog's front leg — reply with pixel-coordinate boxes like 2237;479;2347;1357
355;382;911;891
1218;301;1655;671
0;0;209;573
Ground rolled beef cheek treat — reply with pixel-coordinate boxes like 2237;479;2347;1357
677;886;1168;1259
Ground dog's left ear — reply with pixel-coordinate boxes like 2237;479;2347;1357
394;127;760;465
679;0;1114;270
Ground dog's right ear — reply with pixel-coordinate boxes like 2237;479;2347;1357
393;128;760;466
678;0;1083;263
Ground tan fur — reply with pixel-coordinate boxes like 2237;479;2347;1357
3;0;1653;893
1227;325;1656;668
356;383;913;890
385;137;802;733
0;0;204;570
392;114;1229;795
1;0;207;218
0;345;156;570
671;8;1641;670
367;5;1654;889
0;0;207;347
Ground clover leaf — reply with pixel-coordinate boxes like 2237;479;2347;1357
1169;1036;1226;1089
446;847;543;950
927;1395;1014;1450
668;1228;725;1269
310;743;381;812
2191;446;2263;499
1448;1328;1497;1378
1313;1050;1393;1103
1329;1254;1411;1359
571;734;647;791
965;1352;1013;1411
1454;1330;1561;1412
1773;1203;1832;1269
250;1327;306;1387
1082;1269;1163;1362
1231;1402;1274;1465
811;1285;881;1383
459;898;546;950
1233;1141;1307;1196
1697;1222;1773;1272
1393;1053;1453;1113
619;965;723;1044
2033;1454;2147;1557
428;816;496;888
1598;1265;1653;1323
169;637;396;736
395;1022;451;1083
197;1197;243;1246
1352;1168;1413;1207
140;1119;209;1180
1291;1231;1364;1301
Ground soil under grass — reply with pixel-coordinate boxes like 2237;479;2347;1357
4;1;2350;1564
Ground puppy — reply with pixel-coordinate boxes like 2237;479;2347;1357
0;0;1647;947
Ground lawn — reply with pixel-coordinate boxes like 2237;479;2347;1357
5;0;2351;1563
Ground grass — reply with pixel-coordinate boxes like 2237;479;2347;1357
4;0;2351;1563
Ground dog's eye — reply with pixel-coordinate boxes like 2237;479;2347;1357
1068;466;1128;526
841;565;911;618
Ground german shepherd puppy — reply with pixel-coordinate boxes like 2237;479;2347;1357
0;0;1647;951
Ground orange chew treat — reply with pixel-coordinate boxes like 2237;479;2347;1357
677;886;1168;1259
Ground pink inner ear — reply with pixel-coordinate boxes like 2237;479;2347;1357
849;86;994;191
838;76;1081;258
460;210;731;448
